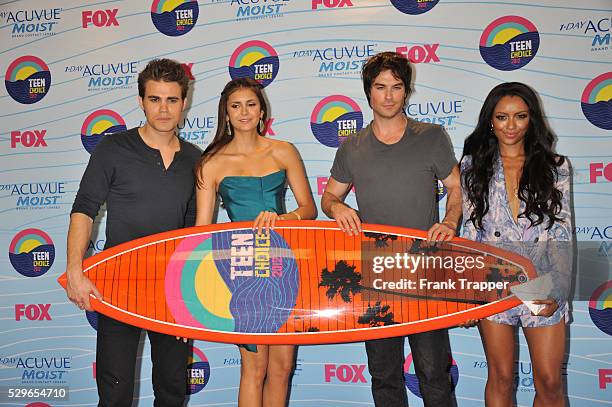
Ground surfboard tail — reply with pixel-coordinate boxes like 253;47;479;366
57;272;67;289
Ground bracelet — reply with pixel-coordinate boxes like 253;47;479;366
292;211;302;221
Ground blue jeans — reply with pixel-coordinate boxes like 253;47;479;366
365;329;455;407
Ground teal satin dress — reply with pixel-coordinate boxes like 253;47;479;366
217;169;287;352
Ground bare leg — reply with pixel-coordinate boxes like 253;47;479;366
478;319;516;407
238;345;269;407
263;345;296;407
523;319;566;407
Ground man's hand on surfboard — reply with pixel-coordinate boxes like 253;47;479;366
458;319;480;328
66;272;101;312
530;298;559;317
329;202;362;236
426;220;457;242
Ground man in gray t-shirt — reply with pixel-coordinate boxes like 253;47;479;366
322;52;462;407
330;119;456;230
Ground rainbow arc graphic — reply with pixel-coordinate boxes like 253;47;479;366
310;95;363;148
9;228;55;277
589;281;612;336
581;72;612;130
479;16;539;71
4;55;51;104
228;40;279;87
150;0;198;37
80;109;127;154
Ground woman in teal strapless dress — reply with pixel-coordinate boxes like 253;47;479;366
194;78;316;407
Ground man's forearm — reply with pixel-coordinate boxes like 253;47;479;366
66;213;94;277
442;184;462;229
321;191;344;219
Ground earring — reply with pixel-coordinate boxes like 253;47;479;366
259;118;265;134
227;120;232;136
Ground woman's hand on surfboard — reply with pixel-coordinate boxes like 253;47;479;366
531;298;559;317
66;272;101;312
253;210;280;234
329;202;362;236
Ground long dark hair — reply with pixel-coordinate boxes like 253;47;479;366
195;78;268;186
461;82;565;230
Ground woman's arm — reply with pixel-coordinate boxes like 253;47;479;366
195;160;219;226
277;142;317;221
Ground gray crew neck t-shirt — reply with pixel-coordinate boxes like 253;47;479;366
330;119;457;230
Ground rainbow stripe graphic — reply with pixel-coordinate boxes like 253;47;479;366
9;228;55;277
229;40;279;87
80;109;127;154
165;229;299;334
150;0;198;37
589;281;612;336
5;55;51;104
581;72;612;130
479;16;539;71
310;95;363;148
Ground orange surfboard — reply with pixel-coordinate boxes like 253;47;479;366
57;220;536;344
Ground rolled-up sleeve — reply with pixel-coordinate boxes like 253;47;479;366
71;137;114;220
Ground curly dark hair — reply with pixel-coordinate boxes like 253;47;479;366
461;82;565;230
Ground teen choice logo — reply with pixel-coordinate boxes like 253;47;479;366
165;229;299;334
404;353;459;397
85;311;98;331
390;0;439;15
150;0;199;37
9;228;55;277
581;72;612;130
187;346;210;394
589;281;612;336
479;16;539;71
81;109;127;154
310;95;363;148
229;40;279;88
435;179;447;202
5;55;51;104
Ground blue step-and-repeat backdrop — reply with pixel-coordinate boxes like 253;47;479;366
1;1;610;406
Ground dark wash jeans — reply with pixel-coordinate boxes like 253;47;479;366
96;314;190;407
365;329;455;407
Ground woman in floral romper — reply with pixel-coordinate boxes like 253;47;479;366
461;82;572;407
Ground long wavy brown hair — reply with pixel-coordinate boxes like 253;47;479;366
194;78;268;187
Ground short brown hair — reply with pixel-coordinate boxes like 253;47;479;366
361;52;413;108
138;58;189;99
